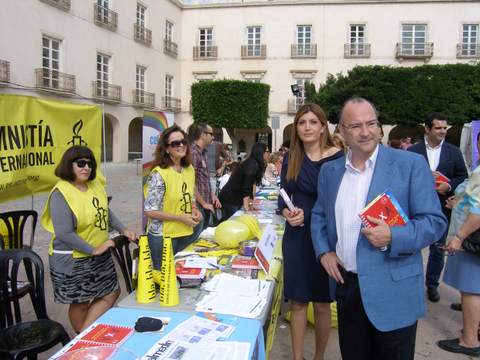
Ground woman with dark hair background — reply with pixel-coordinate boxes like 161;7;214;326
144;125;202;270
41;146;136;333
218;142;269;220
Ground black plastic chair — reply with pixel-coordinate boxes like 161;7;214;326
110;235;137;294
0;249;70;359
0;210;38;250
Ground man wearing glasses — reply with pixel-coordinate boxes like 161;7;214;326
189;123;222;233
311;97;447;360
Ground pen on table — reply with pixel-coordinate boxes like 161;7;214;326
207;262;220;269
249;299;263;314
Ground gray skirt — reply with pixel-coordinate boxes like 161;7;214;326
49;252;118;304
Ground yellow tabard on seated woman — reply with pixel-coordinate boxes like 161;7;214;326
147;165;195;238
42;179;109;258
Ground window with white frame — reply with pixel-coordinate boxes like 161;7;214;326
42;35;61;88
401;24;427;55
247;26;262;56
461;24;478;56
349;24;366;55
96;53;110;96
136;65;146;102
296;25;312;55
136;3;146;27
166;20;174;41
165;74;173;98
199;27;213;56
97;0;109;22
294;78;308;107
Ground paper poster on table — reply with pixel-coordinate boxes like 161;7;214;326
255;224;278;274
0;94;102;203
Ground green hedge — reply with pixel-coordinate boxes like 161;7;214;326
191;80;270;129
306;64;480;125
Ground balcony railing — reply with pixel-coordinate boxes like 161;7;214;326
241;44;267;59
134;24;152;46
39;0;70;11
291;44;317;58
35;68;75;93
344;43;371;58
396;42;433;61
92;81;121;103
132;90;155;108
164;39;178;58
0;60;10;83
287;98;305;114
162;96;181;113
193;46;217;60
456;43;480;58
94;4;117;32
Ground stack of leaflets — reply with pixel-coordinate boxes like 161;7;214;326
52;323;133;359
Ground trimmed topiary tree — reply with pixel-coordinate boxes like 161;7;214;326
306;64;480;125
191;80;270;129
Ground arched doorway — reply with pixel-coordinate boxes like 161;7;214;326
102;114;115;162
128;117;143;160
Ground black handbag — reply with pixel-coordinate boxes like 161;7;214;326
462;230;480;257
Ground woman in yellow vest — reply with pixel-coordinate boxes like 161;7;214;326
144;125;202;270
42;146;136;333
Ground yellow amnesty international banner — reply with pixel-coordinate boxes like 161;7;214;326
0;94;102;203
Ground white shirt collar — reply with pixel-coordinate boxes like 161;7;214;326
424;136;444;150
345;144;379;173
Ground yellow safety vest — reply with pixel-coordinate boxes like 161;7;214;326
146;165;195;238
42;179;109;258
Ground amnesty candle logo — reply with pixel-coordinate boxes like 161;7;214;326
0;94;102;203
67;119;88;146
92;196;108;230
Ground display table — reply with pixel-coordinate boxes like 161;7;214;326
117;190;283;359
52;307;265;359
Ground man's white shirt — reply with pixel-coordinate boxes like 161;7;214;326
335;145;379;273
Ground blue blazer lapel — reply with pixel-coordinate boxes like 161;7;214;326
366;145;394;203
327;158;346;227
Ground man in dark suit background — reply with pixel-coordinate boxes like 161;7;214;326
408;112;468;302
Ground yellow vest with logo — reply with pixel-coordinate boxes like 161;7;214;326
42;179;109;258
146;165;195;238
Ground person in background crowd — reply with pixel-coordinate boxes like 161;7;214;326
279;103;342;360
312;97;446;360
400;137;413;150
388;139;402;149
188;123;222;230
144;125;202;270
41;146;137;333
279;140;290;154
218;143;268;220
437;131;480;357
217;161;239;192
332;133;348;153
408;112;468;302
264;152;283;185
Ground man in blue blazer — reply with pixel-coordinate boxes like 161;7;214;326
311;97;447;360
408;113;467;302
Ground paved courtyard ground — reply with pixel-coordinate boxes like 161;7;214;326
2;163;466;359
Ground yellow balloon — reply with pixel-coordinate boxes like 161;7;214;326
236;214;262;239
214;220;252;248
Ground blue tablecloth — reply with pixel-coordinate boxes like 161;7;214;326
54;307;266;360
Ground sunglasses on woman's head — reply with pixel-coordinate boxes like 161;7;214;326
168;139;188;148
74;159;92;168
